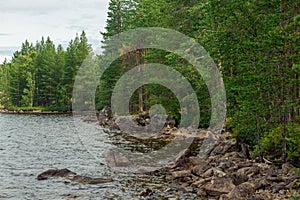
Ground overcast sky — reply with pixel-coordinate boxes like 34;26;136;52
0;0;110;63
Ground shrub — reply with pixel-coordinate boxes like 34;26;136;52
252;123;300;164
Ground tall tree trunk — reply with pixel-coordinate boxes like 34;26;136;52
280;0;287;162
255;113;262;161
282;112;287;162
136;50;143;113
17;76;20;107
281;73;287;162
5;66;9;107
50;78;52;107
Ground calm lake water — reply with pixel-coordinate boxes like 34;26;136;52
0;114;199;200
0;114;137;199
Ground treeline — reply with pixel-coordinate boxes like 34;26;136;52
98;0;300;163
0;0;299;164
0;31;91;111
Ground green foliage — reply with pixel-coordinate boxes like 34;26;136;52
252;123;300;163
0;31;91;111
130;84;181;122
98;0;300;164
5;106;42;111
290;193;300;200
1;0;299;164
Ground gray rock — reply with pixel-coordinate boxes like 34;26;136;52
237;166;260;178
230;172;248;185
210;139;236;156
37;168;75;180
266;175;284;183
171;170;191;179
37;168;113;184
106;150;130;168
281;163;294;174
191;177;211;188
221;182;255;199
213;168;226;177
202;177;235;197
191;161;210;176
168;148;191;169
201;168;214;178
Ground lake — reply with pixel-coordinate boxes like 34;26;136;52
0;114;134;199
0;113;199;200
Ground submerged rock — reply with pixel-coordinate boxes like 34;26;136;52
37;168;75;180
106;150;130;168
37;168;113;184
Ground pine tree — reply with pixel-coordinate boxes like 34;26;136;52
61;31;92;110
0;59;10;107
9;40;36;107
34;37;56;107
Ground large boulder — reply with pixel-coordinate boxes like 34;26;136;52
220;182;255;200
165;115;176;128
210;139;237;156
167;148;191;169
200;177;235;197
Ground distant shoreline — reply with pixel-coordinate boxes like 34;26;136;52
0;109;72;115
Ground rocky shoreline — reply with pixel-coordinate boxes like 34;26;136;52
35;107;299;199
95;107;300;199
161;139;300;199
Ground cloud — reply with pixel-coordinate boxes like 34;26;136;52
0;55;12;63
0;46;19;63
0;0;108;15
0;50;13;55
0;46;19;54
0;0;110;62
0;33;10;36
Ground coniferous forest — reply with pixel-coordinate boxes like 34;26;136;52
0;31;92;111
0;0;299;164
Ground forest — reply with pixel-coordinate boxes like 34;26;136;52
0;0;299;164
0;32;92;111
